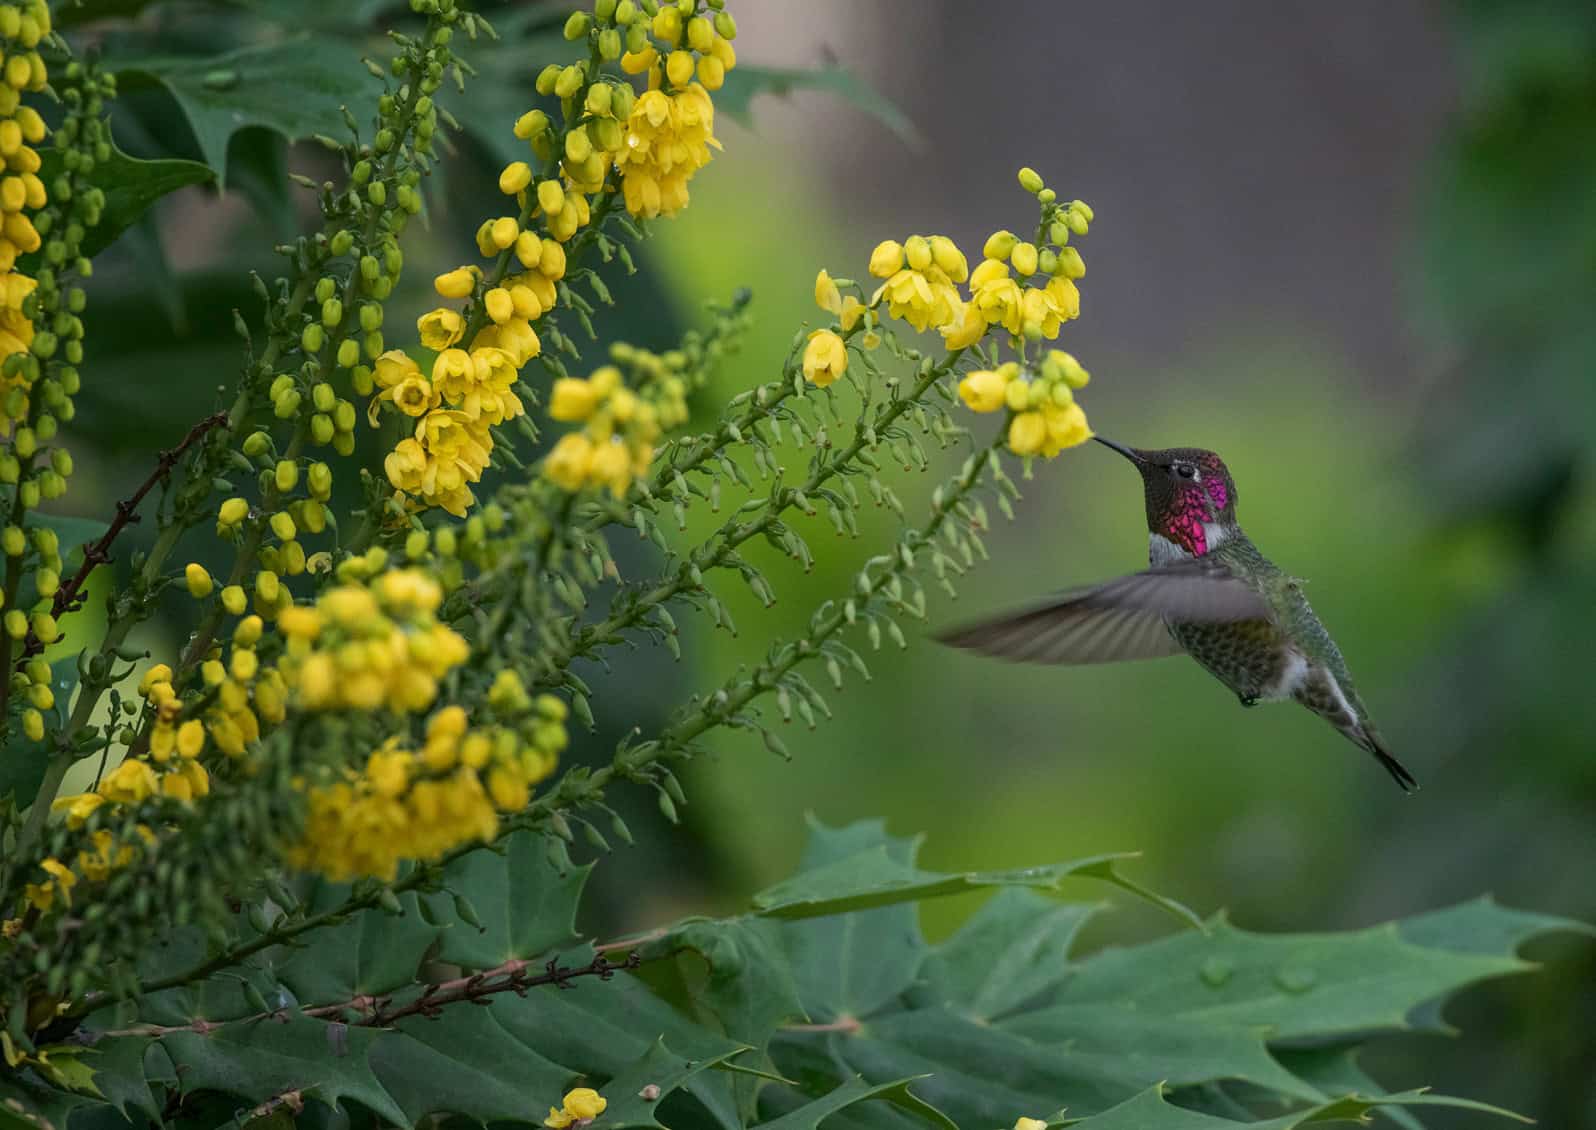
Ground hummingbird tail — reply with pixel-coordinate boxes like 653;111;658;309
1365;733;1419;794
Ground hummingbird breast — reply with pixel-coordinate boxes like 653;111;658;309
1169;618;1298;702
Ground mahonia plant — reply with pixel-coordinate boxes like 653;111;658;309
0;1;1576;1128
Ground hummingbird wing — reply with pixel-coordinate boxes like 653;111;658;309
935;558;1273;665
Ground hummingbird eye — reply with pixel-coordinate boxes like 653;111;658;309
1174;462;1197;480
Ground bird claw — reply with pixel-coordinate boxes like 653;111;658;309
1238;695;1258;708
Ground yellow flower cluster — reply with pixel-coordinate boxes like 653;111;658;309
958;351;1093;458
0;1;48;277
542;359;684;496
21;799;157;913
277;565;469;714
290;677;567;882
818;169;1091;357
545;1087;608;1129
612;0;736;218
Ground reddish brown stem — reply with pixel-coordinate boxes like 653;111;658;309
91;950;640;1040
18;411;227;664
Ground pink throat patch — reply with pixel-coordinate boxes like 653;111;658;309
1165;490;1212;556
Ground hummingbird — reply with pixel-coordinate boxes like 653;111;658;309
937;436;1417;791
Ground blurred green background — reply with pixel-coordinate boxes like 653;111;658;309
51;0;1595;1125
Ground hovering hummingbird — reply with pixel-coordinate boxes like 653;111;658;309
937;436;1417;791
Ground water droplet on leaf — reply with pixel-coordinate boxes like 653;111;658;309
1274;966;1317;993
1199;957;1233;987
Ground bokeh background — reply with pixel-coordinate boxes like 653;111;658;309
52;0;1596;1125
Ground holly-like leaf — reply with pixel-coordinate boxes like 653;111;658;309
435;831;591;970
160;1015;407;1124
32;143;212;262
270;882;441;1005
113;40;379;187
920;889;1102;1021
1031;911;1528;1041
715;64;919;146
755;1076;951;1130
585;1039;747;1130
779;818;925;1022
1065;1083;1528;1129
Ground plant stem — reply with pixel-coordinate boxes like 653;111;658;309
538;351;963;685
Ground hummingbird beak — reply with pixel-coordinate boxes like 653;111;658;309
1092;435;1146;465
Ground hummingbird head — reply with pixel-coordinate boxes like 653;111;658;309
1094;437;1239;556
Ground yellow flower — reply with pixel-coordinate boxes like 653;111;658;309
51;792;104;828
1014;1119;1049;1130
434;267;476;299
589;438;633;496
972;273;1025;335
814;269;842;315
99;758;159;804
185;562;213;598
868;240;904;278
957;369;1009;413
550;378;598;421
939;300;985;350
418;307;464;350
498;161;532;195
839;296;866;332
801;329;847;388
374;349;422;389
1007;410;1046;457
391;375;439;418
546;1088;608;1128
1039;400;1091;457
176;718;205;758
875;264;961;333
545;432;594;492
615;84;721;219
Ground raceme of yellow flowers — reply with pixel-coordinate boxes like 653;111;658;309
275;563;468;715
377;0;737;518
542;350;688;495
288;673;570;882
806;167;1097;460
0;1;48;278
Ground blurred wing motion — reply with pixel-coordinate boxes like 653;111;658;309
935;558;1272;665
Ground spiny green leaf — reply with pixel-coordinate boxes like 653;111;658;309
113;39;379;187
780;817;924;1021
751;847;1144;919
1035;911;1531;1040
920;889;1103;1021
435;832;590;970
1395;894;1595;955
716;64;919;146
270;882;441;1004
32;142;212;261
159;1015;407;1124
589;1038;749;1130
755;1076;951;1130
1062;1084;1528;1129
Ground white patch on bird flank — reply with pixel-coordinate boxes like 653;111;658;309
1203;522;1230;550
1264;649;1311;700
1148;532;1189;566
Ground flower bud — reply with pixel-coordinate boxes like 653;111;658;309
499;161;532;195
185;562;213;598
983;230;1018;261
1017;167;1044;193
